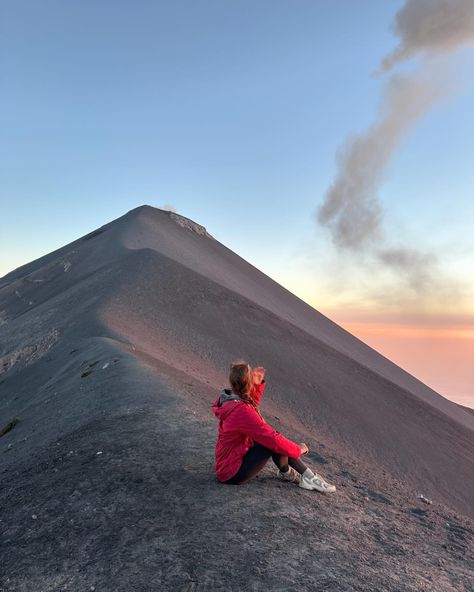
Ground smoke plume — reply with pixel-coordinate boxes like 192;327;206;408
159;203;177;213
376;247;438;294
379;0;474;73
317;0;474;295
318;71;448;251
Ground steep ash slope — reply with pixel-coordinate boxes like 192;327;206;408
97;245;474;518
2;339;472;592
0;205;473;591
119;206;473;431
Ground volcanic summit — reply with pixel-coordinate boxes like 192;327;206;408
1;205;473;591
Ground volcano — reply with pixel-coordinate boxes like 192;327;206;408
1;205;472;591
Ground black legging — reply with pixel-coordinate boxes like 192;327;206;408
224;443;308;485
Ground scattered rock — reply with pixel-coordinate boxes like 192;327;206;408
417;494;433;505
0;328;60;375
409;508;428;517
367;489;393;505
0;418;18;438
169;211;213;238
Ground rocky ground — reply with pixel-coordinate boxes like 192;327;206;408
1;337;473;592
1;206;473;591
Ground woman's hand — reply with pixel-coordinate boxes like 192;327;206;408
299;442;309;455
252;366;266;385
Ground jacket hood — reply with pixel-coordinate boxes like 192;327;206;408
212;389;243;420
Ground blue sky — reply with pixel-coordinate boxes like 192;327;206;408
1;1;473;404
1;1;399;265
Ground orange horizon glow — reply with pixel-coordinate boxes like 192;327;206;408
331;316;474;409
341;322;474;341
280;280;474;410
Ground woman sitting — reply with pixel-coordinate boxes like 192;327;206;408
212;360;336;492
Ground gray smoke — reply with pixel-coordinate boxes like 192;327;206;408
317;0;474;294
379;0;474;73
318;71;448;251
376;247;438;293
159;203;177;213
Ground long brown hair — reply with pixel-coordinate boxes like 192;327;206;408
229;360;262;417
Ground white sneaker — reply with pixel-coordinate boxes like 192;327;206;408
299;472;336;493
277;467;300;484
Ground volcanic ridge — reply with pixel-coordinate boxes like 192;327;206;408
0;205;473;591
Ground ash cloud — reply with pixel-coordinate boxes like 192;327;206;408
376;247;438;294
317;0;474;296
317;70;448;251
379;0;474;74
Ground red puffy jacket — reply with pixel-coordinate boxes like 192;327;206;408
211;381;302;482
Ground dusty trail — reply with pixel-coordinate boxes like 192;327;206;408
1;205;473;590
1;340;472;592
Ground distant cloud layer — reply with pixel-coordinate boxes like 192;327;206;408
317;0;474;298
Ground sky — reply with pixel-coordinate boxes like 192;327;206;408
1;0;473;407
